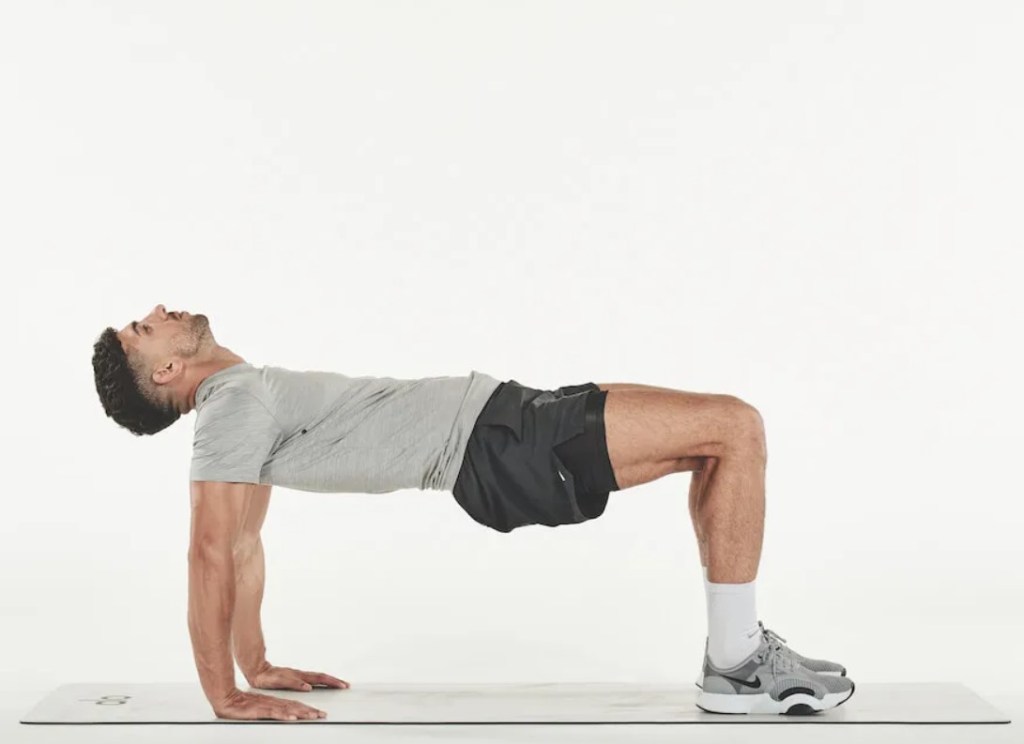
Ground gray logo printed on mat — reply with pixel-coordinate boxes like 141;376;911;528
78;695;132;706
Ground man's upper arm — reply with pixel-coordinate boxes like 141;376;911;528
190;389;281;484
189;481;261;554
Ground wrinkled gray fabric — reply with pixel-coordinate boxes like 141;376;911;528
190;362;501;492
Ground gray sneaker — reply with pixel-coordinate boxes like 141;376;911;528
696;629;855;714
695;621;847;688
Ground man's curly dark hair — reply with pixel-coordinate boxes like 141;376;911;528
92;327;181;436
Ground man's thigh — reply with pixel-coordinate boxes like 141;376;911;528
598;384;751;490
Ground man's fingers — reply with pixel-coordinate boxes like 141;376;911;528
287;700;325;719
263;671;312;691
280;673;313;691
265;705;297;721
220;691;326;722
267;703;320;721
306;674;346;688
298;670;350;688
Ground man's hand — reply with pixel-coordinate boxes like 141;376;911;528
213;689;326;721
248;661;351;692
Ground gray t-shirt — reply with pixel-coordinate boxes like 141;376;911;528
190;362;502;493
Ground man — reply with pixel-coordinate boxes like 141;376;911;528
91;304;854;721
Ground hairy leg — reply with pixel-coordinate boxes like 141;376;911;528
689;459;715;570
595;384;766;583
596;383;710;568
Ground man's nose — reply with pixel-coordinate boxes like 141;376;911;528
142;304;166;324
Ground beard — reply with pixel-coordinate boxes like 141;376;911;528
171;314;211;358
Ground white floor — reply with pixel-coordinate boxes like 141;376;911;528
4;685;1020;744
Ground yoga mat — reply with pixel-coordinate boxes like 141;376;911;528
20;681;1011;725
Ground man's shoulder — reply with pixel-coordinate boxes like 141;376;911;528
193;382;277;430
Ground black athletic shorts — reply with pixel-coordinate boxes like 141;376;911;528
451;379;620;533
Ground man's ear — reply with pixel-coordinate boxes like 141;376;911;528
152;358;183;387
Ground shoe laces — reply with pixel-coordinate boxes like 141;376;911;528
760;621;789;649
753;623;798;675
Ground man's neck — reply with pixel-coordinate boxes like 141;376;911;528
184;351;247;413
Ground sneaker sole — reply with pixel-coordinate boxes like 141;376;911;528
696;681;855;715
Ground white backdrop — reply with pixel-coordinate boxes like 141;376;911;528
2;0;1022;705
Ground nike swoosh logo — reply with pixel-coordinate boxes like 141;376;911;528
721;674;762;690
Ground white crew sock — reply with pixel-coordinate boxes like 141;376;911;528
703;568;762;669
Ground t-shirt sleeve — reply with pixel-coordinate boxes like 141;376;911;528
190;388;282;484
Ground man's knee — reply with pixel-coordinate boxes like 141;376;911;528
724;396;767;460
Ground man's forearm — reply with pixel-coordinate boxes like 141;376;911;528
187;547;238;704
231;537;269;683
